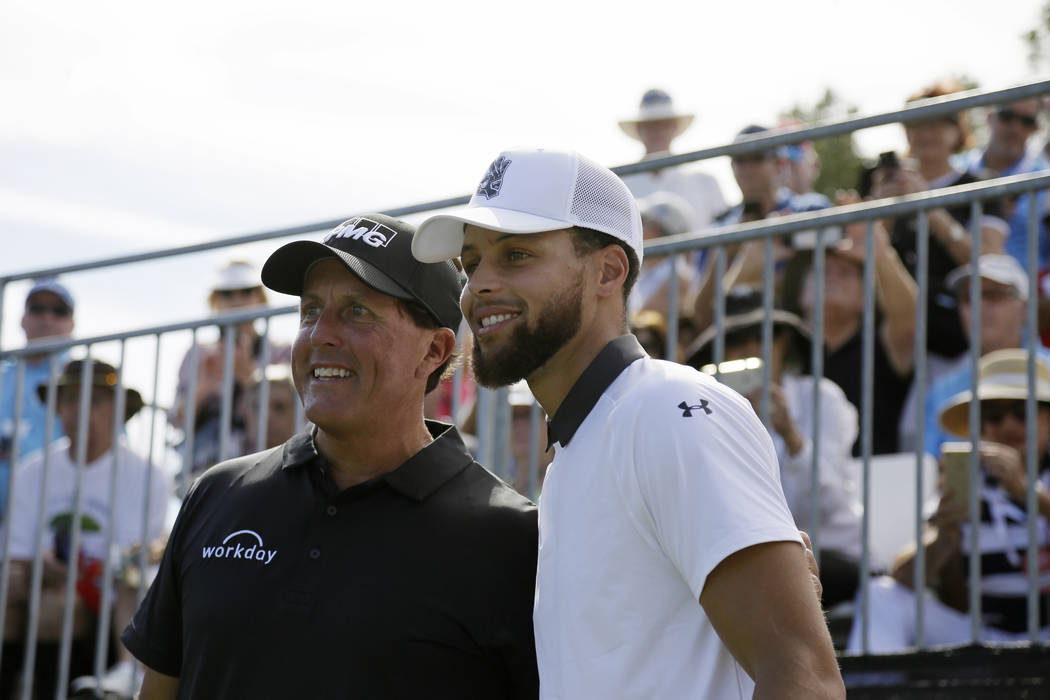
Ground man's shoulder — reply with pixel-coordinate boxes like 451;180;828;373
190;444;287;493
446;461;537;521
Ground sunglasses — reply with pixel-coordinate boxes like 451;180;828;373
26;303;72;318
981;400;1027;424
215;288;259;300
996;108;1038;128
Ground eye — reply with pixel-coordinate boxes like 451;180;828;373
348;303;370;319
507;249;530;263
461;256;479;276
299;302;320;323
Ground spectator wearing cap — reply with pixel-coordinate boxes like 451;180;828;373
123;214;538;699
169;259;291;478
685;287;862;608
959;96;1050;273
918;254;1050;457
692;124;833;331
849;349;1050;652
3;359;171;698
618;88;727;233
630;191;702;320
775;117;822;197
866;80;1008;362
0;278;75;520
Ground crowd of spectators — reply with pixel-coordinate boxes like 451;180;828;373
0;78;1049;695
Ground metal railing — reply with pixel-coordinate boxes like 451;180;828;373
1;78;1049;696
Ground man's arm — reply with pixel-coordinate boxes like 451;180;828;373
137;667;179;700
700;541;845;700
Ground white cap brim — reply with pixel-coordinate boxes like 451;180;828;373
413;206;575;263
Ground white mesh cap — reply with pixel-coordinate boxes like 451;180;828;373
412;148;643;265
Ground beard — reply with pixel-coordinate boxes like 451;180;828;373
472;278;583;388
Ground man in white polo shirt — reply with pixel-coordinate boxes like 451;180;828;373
413;149;844;699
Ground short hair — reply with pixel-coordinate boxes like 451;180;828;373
396;299;460;394
571;227;640;310
905;79;975;153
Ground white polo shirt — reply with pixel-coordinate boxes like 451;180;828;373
535;336;801;700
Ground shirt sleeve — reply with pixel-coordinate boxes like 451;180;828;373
6;456;44;560
619;374;803;601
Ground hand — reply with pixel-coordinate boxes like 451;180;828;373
980;440;1028;502
870;166;925;199
761;384;803;456
41;551;70;588
800;531;822;602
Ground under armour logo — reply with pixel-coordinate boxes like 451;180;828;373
476;155;512;200
678;399;711;417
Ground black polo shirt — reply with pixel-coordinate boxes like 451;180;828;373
122;422;538;699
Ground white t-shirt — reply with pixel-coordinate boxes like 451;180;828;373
7;437;172;562
773;373;862;561
621;155;728;231
535;346;801;699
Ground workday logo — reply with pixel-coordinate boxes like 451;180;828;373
202;529;278;565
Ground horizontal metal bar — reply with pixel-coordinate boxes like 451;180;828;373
2;80;1047;286
0;304;297;361
645;170;1050;256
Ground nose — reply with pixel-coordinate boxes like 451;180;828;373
463;256;502;300
309;306;343;348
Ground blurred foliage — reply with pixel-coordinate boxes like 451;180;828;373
1023;1;1050;71
783;88;865;197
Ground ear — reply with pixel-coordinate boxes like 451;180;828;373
416;327;457;380
593;244;629;301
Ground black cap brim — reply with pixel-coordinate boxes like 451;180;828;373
261;241;414;301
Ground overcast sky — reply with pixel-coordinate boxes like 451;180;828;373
1;0;1046;425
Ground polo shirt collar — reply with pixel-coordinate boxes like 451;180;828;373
546;334;646;449
281;422;472;502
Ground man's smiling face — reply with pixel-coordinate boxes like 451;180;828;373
459;226;587;387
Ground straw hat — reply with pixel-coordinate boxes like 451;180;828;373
618;89;694;141
938;349;1050;438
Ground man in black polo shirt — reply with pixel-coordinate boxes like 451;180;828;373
122;214;539;699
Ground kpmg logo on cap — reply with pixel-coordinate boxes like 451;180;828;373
325;217;398;249
476;155;512;200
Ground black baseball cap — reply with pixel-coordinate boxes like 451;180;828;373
261;213;464;330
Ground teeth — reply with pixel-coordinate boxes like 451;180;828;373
480;313;517;328
313;367;352;378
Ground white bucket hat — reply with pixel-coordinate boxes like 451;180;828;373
411;148;643;266
618;89;694;141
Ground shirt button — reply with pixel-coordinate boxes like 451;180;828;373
326;505;337;516
309;548;321;560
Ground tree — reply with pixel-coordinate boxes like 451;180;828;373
1023;1;1050;71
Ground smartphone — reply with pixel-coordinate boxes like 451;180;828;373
700;357;763;397
941;441;973;504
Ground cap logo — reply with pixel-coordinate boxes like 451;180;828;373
476;155;512;200
325;217;398;248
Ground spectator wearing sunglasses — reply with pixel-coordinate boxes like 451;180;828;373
849;349;1050;652
960;98;1050;274
170;260;291;479
0;278;75;520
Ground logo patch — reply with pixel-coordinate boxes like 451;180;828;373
678;399;711;417
202;529;278;565
325;217;398;248
476;155;512;200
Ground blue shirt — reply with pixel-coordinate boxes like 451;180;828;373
0;352;68;519
924;344;1050;457
960;148;1050;272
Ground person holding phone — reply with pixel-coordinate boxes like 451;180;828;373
848;349;1050;652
